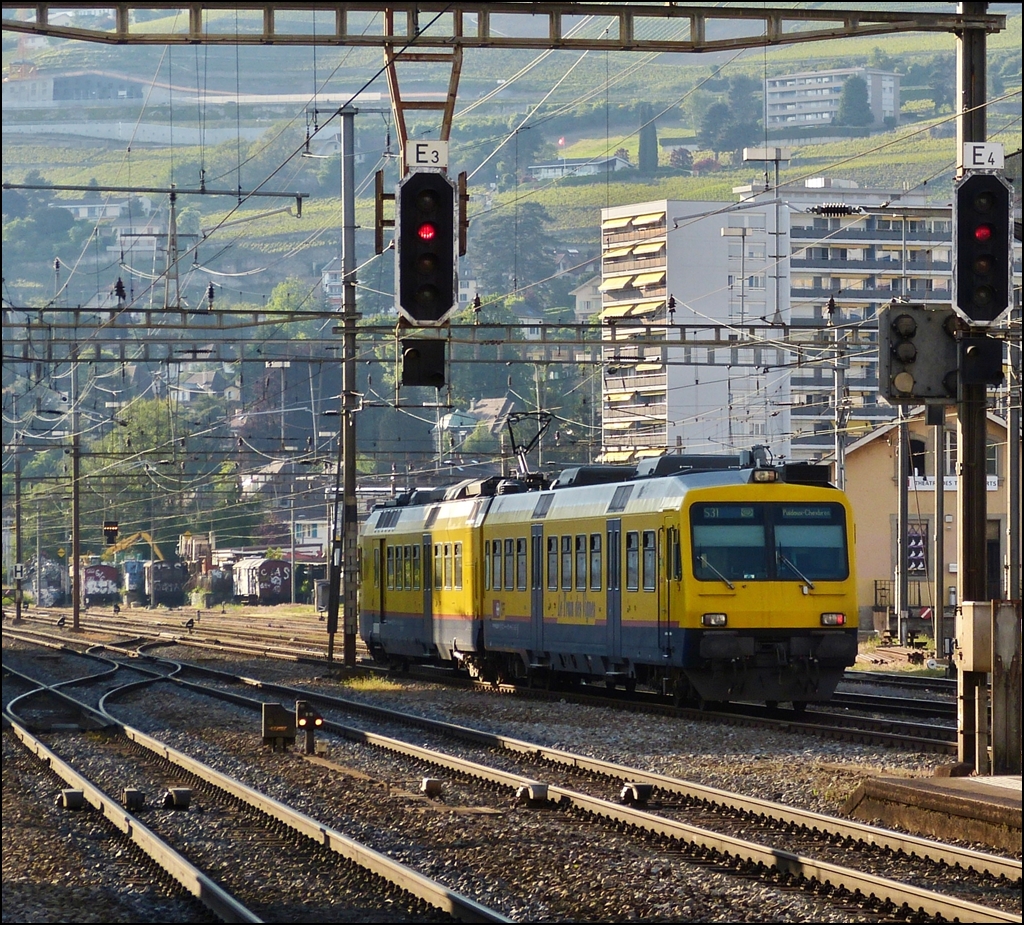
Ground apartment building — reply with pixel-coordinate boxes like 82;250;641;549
765;67;899;128
598;178;1019;465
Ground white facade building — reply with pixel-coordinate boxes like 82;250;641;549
598;178;1019;466
766;67;899;128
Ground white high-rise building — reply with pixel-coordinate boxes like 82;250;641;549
597;178;1019;466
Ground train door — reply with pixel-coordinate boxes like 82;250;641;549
606;519;622;660
421;534;433;645
531;524;544;651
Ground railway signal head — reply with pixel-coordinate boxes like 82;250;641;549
877;303;959;404
396;170;457;326
953;172;1012;325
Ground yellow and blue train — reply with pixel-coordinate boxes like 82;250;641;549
358;450;858;707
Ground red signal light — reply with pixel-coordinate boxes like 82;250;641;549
973;224;993;242
417;222;437;242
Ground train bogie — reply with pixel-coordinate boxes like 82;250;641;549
359;455;859;706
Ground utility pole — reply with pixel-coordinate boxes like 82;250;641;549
326;106;359;669
955;0;991;773
71;344;81;631
830;298;847;490
896;410;910;646
14;444;23;623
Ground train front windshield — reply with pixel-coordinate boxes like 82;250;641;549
691;502;848;583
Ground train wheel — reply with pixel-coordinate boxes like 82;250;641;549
791;701;808;715
765;699;779;711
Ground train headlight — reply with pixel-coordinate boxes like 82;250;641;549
752;469;777;483
701;612;727;627
820;612;846;626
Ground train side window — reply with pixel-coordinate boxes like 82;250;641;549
491;539;501;591
412;544;421;590
642;531;657;591
434;543;443;589
373;548;380;588
589;534;602;591
667;527;682;580
403;545;413;590
626;531;640;591
443;543;453;590
454;542;463;590
484;541;491;590
386;546;395;590
547;537;558;591
504;538;515;590
575;535;587;591
516;538;527;591
561;535;573;591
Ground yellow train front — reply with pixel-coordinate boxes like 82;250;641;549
359;453;858;707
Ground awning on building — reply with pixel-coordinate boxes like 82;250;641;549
632;211;666;227
599;450;636;463
599;303;634;319
602;244;634;259
598;275;633;291
602;215;633;230
632;270;666;287
632;239;666;255
631;299;665;315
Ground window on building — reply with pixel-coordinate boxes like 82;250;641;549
908;524;928;575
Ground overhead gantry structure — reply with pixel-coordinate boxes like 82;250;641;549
2;3;1007;162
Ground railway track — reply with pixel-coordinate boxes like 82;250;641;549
5;614;959;754
3;636;1019;924
3;658;511;923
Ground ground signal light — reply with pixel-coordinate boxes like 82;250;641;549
295;700;323;728
877;303;958;404
396;170;457;325
953;172;1012;325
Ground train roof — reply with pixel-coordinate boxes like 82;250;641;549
363;454;841;536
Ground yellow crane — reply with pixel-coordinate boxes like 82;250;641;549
102;531;165;562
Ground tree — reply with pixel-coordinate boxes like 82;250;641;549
637;103;659;174
468;201;557;302
836;76;873;126
669;147;693;171
697;102;732;155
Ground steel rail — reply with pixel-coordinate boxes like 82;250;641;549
137;673;1020;921
8;643;1019;916
4;717;264;924
114;723;513;924
3;655;513;924
112;658;1019;885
